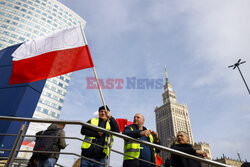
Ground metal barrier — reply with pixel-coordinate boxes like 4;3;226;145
0;116;230;167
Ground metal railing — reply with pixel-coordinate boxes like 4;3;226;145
0;116;230;167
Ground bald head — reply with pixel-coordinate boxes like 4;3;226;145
133;113;144;128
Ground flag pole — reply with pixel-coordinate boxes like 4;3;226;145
79;25;108;112
92;66;107;110
80;25;111;166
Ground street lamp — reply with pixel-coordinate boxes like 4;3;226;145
228;59;250;94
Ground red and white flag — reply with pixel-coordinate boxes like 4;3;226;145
116;118;133;132
9;25;94;85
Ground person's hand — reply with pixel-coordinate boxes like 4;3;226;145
106;110;111;119
140;130;151;137
98;132;104;137
196;150;207;157
150;130;159;140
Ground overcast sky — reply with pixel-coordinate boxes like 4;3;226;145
56;0;250;166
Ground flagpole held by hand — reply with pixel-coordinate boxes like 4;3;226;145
80;26;112;167
79;25;108;114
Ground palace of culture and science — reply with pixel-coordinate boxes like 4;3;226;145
155;68;194;160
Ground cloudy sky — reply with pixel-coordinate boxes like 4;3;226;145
56;0;250;166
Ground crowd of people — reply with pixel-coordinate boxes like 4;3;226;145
28;105;249;167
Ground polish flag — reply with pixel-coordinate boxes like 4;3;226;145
9;25;94;85
155;154;164;166
116;118;133;132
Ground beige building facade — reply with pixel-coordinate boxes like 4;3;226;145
193;142;213;160
215;157;243;167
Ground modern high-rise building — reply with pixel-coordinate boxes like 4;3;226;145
155;68;194;160
0;0;86;158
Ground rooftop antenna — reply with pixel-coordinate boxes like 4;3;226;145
165;66;169;83
237;152;242;162
228;59;250;94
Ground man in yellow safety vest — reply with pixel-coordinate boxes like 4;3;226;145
123;113;160;167
80;105;120;167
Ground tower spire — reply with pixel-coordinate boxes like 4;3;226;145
165;66;168;82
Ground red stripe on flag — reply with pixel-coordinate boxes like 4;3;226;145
9;45;94;85
116;118;133;132
156;154;164;166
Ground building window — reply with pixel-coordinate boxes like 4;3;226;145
36;106;41;111
9;39;15;44
14;6;20;10
52;95;59;101
58;82;63;87
51;103;57;108
40;6;45;10
15;1;22;5
3;31;10;35
56;113;60;118
27;1;33;5
57;89;62;95
44;100;49;105
51;86;56;91
58;106;62;110
59;98;64;103
51;111;56;117
42;12;47;17
27;11;33;15
46;92;51;97
25;15;31;19
43;108;49;114
21;8;26;12
7;3;13;7
11;34;17;38
1;24;8;28
29;6;35;10
22;3;28;8
19;37;25;41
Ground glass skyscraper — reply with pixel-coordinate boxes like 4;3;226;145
0;0;86;159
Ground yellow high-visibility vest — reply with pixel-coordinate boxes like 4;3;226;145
123;126;156;161
81;118;114;156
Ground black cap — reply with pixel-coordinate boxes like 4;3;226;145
98;105;110;111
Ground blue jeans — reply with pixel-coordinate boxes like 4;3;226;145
80;157;105;167
38;158;57;167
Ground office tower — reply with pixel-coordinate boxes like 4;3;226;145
155;68;194;160
0;0;86;158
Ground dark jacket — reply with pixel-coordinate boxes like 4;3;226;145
81;117;120;158
46;123;66;160
170;144;201;167
122;124;160;167
241;162;250;167
28;131;44;167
